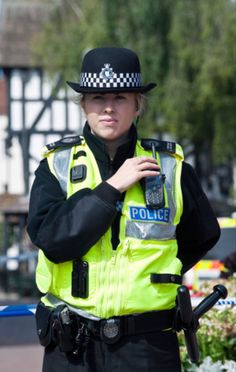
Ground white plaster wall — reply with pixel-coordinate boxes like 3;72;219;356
0;116;25;194
0;116;8;193
0;70;84;195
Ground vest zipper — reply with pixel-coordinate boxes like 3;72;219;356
108;158;121;251
108;158;113;177
114;240;129;315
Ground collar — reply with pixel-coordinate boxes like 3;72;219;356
83;122;137;173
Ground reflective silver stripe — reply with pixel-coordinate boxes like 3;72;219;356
45;293;101;321
159;153;177;223
53;148;72;194
126;152;178;240
126;220;176;240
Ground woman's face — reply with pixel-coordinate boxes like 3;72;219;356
81;92;139;141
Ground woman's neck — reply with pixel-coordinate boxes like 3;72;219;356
104;132;130;160
91;129;130;160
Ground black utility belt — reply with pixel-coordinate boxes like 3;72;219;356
90;308;176;344
35;302;176;354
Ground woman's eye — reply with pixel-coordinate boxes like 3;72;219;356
116;95;126;100
93;96;103;100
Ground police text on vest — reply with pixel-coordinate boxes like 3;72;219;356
129;206;170;223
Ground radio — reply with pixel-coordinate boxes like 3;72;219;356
144;142;165;209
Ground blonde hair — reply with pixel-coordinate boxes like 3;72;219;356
136;93;147;117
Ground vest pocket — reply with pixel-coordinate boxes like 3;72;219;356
150;273;182;285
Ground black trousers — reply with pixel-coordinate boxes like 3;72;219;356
42;329;182;372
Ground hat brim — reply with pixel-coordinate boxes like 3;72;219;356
67;81;157;94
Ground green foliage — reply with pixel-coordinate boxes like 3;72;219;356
160;0;236;168
32;0;236;171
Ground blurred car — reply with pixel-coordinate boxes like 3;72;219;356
205;217;236;260
184;217;236;292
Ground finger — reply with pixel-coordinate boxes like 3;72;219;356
137;169;160;180
137;161;160;171
136;156;157;164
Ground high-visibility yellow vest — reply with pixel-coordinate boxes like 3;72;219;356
36;137;184;319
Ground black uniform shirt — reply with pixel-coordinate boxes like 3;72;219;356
27;123;220;273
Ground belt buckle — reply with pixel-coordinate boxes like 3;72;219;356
100;318;121;344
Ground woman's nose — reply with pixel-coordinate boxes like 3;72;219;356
104;99;115;112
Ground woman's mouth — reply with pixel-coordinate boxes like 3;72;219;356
100;118;117;125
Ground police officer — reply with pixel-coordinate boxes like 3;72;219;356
27;47;220;372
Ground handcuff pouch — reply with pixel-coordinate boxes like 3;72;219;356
35;301;54;347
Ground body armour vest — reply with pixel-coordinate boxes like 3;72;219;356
36;136;184;319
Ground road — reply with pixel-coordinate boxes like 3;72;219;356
0;292;43;372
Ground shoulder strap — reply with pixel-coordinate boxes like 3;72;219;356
140;138;183;159
141;138;176;153
41;135;83;157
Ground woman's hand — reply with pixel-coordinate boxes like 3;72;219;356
106;156;160;193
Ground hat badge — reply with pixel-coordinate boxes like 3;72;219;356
100;64;114;81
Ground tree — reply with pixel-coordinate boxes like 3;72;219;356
163;0;236;181
33;0;236;200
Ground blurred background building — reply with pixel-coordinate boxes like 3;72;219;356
0;0;83;296
0;0;83;196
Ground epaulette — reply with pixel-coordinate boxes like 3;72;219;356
41;135;83;157
141;138;176;153
141;138;183;159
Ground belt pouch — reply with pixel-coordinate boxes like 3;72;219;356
35;302;54;347
51;305;75;352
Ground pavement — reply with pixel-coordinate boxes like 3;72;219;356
0;290;43;372
0;345;43;372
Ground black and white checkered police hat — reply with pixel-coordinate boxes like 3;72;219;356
67;47;157;93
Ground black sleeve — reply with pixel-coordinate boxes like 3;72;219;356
176;162;221;273
27;159;122;263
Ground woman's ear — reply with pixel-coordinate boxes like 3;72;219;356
135;95;141;116
80;96;85;111
135;93;146;117
135;108;140;118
